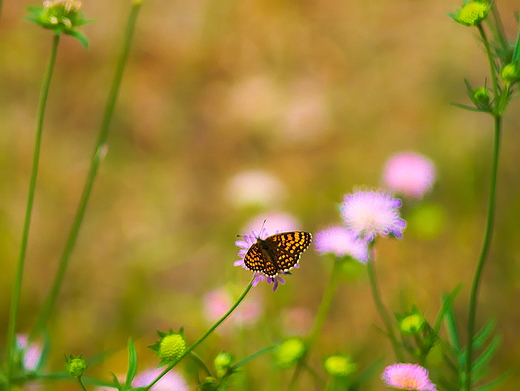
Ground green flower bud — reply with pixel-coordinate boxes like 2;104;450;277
399;314;426;335
323;355;357;377
452;1;490;26
65;354;87;378
472;87;491;106
501;63;520;84
275;338;306;369
199;377;219;391
148;328;187;365
214;351;234;378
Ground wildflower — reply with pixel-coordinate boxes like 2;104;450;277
235;228;293;292
382;363;437;390
65;354;87;378
133;368;189;391
450;1;490;26
16;335;42;372
314;226;368;262
275;338;306;368
382;153;436;199
324;355;357;377
341;190;406;242
148;329;187;365
27;0;90;47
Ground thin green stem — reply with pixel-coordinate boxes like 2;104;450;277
464;116;501;391
143;280;254;390
77;377;88;391
366;245;404;362
31;2;142;337
6;33;61;391
477;24;500;104
289;256;342;391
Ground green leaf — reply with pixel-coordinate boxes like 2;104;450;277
125;338;138;388
65;30;89;48
472;319;496;350
472;335;501;377
433;285;461;334
233;346;276;369
473;371;509;391
441;291;461;351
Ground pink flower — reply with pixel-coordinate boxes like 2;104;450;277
314;226;368;262
382;363;437;390
383;152;436;198
17;335;42;372
203;287;262;329
341;190;406;242
133;368;188;391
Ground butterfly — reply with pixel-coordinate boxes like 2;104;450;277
243;231;312;277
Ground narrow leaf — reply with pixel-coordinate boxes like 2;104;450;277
125;338;138;388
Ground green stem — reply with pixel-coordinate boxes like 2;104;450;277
31;2;142;337
366;245;404;362
477;24;500;104
144;280;254;390
77;377;88;391
288;256;343;391
6;33;61;390
464;116;501;391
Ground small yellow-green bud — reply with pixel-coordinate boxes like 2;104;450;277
399;314;426;335
472;87;490;106
158;333;187;362
214;351;234;378
453;1;490;26
323;355;357;377
275;338;306;369
501;63;520;84
65;355;87;378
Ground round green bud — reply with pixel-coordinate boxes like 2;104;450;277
323;355;357;377
399;314;426;335
214;351;234;378
454;1;490;26
472;87;490;106
66;357;87;378
199;377;219;391
501;63;520;84
275;338;306;369
158;333;187;362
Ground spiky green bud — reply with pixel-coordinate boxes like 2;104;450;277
65;354;87;378
148;328;187;365
323;355;357;377
214;351;234;378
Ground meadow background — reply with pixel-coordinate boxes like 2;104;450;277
1;0;520;389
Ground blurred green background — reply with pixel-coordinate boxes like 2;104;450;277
1;0;520;389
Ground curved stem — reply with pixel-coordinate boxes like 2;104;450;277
289;256;342;391
144;280;254;390
477;24;499;104
31;2;142;337
6;33;61;390
366;245;404;362
464;116;501;391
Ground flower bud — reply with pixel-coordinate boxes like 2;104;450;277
399;313;426;335
501;63;520;84
323;355;357;377
275;338;306;369
148;329;187;364
65;354;87;378
451;1;490;26
214;351;234;378
472;87;491;106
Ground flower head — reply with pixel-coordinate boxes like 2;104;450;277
314;226;368;262
450;1;490;26
235;228;294;291
275;338;306;368
382;363;437;390
341;190;405;242
148;329;187;365
65;354;87;378
382;153;436;198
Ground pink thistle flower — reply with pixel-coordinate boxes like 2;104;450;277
235;228;292;292
383;152;436;199
382;363;437;391
341;190;405;242
314;226;368;262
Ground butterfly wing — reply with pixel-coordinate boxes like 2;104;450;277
244;241;279;276
267;232;312;272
